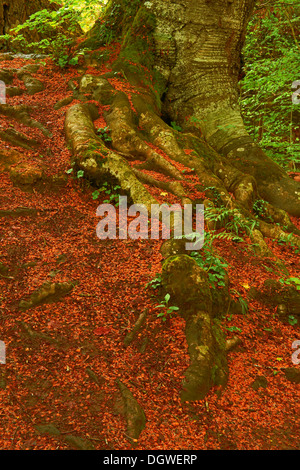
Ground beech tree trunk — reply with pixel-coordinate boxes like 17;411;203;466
148;0;300;216
85;0;299;217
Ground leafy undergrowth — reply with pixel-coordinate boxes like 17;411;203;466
0;55;299;451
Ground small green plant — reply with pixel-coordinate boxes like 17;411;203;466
145;275;162;290
279;277;300;291
230;289;249;315
190;248;228;288
225;314;242;334
226;326;242;333
97;126;112;142
154;293;179;322
204;186;222;205
65;165;84;178
275;233;300;254
253;199;268;218
66;160;76;175
227;213;257;239
204;201;257;240
238;297;249;315
92;181;121;206
288;315;298;326
77;170;85;179
170;121;182;132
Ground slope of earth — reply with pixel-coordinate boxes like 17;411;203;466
0;53;299;451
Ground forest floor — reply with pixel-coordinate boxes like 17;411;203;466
0;53;299;451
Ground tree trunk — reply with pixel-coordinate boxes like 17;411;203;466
153;0;298;217
0;0;58;53
150;0;300;216
84;0;300;217
0;0;58;45
64;0;300;401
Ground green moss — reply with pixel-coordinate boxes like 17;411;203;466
80;1;167;110
211;318;226;351
210;364;219;384
119;3;167;104
121;5;156;66
161;254;212;315
81;0;143;50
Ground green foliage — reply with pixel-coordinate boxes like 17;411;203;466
97;126;112;142
279;276;300;291
226;325;242;333
92;181;121;206
238;297;249;316
205;202;257;241
65;165;85;179
275;232;300;254
241;2;300;169
0;1;108;67
288;315;298;326
66;0;107;31
170;121;183;132
189;245;228;289
77;170;85;178
154;293;180;322
145;275;162;290
1;6;80;67
230;289;249;316
253;199;268;218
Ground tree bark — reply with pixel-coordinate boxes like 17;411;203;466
150;0;299;216
85;0;300;216
0;0;58;34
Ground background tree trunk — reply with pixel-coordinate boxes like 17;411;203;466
0;0;58;43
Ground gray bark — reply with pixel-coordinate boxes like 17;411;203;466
146;0;299;216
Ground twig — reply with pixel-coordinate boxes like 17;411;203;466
0;273;14;280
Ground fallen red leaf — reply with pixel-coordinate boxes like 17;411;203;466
94;326;111;336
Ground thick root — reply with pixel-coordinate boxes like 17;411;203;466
65;102;158;210
0;104;51;137
64;65;300;402
160;250;228;402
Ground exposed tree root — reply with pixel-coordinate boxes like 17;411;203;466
0;104;51;137
64;62;300;402
160;250;228;402
0;128;39;150
65;102;158;210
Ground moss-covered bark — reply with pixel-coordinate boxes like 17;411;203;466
160;253;228;401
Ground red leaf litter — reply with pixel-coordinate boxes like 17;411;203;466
0;55;299;451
